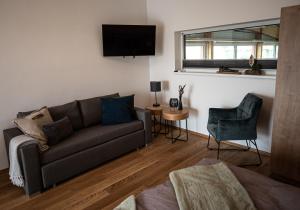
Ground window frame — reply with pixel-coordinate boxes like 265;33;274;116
177;19;280;70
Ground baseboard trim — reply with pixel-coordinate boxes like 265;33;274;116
271;173;300;187
186;129;271;156
0;168;8;174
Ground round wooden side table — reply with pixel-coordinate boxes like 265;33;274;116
146;106;164;136
162;108;189;143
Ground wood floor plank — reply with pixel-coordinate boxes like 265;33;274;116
0;133;271;210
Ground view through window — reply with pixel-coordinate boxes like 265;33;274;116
183;24;279;68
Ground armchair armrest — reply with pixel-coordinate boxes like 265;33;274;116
135;107;152;145
216;118;257;140
208;108;237;124
3;127;43;195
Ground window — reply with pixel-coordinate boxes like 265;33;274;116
185;45;205;60
212;43;256;59
236;45;255;59
213;44;235;59
262;44;279;59
182;22;279;69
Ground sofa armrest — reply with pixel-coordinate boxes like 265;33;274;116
19;141;43;195
3;127;43;195
135;107;152;145
3;127;23;162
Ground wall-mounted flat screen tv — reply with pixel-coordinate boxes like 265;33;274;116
102;24;156;57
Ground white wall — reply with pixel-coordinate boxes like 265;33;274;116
147;0;300;152
0;0;149;170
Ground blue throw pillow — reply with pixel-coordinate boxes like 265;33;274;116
101;95;136;125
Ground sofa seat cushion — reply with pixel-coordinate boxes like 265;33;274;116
41;120;143;164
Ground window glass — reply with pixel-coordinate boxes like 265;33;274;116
182;23;279;69
185;46;204;60
184;24;279;61
213;45;234;59
237;45;255;59
262;45;275;59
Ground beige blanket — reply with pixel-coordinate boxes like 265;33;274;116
169;162;256;210
114;195;136;210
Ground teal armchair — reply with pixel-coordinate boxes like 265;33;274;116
207;93;263;165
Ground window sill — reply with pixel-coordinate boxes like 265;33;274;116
175;68;276;80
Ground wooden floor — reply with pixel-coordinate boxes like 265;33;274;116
0;133;270;210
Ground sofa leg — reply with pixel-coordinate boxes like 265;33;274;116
26;191;41;198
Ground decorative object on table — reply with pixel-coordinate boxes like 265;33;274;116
150;81;161;107
178;85;186;110
245;55;262;75
249;54;255;67
217;66;241;74
169;98;179;109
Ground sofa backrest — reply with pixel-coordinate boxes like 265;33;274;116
16;93;120;131
78;93;119;127
48;101;83;131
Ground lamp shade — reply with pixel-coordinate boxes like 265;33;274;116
150;81;161;92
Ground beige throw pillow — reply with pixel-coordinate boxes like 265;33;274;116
14;107;53;151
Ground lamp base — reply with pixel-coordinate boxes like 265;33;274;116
153;103;160;107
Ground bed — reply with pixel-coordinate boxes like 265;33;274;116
135;159;300;210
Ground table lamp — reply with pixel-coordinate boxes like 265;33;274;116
150;81;161;107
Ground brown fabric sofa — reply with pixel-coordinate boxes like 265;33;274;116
3;93;151;195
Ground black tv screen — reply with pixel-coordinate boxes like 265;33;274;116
102;24;156;57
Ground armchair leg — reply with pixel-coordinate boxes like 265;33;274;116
245;140;251;151
250;139;262;165
238;139;262;166
217;142;220;160
207;134;212;149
